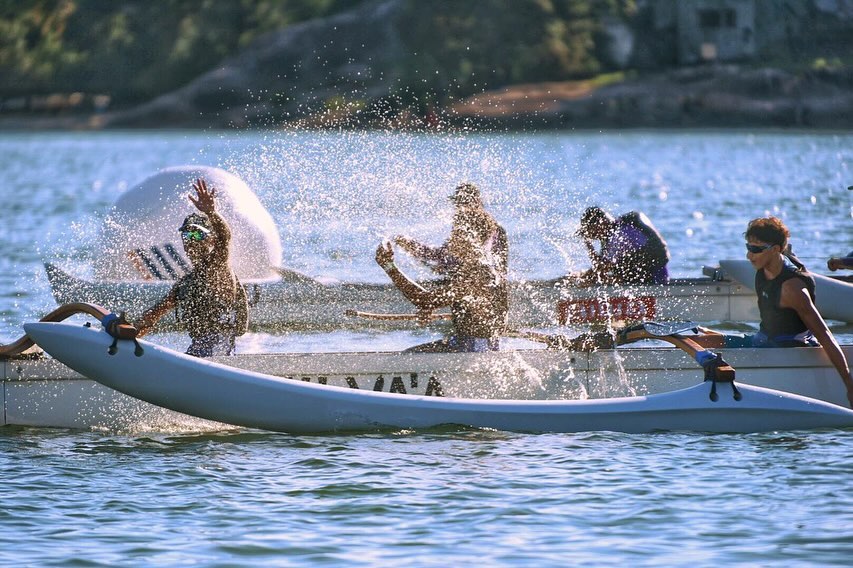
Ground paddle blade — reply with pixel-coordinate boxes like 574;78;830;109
627;321;700;337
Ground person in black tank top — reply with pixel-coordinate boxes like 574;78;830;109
739;217;851;407
755;255;816;347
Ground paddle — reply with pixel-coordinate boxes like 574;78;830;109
344;309;452;322
513;320;737;399
616;322;738;400
625;321;699;336
270;266;325;287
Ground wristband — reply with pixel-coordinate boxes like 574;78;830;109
383;262;396;272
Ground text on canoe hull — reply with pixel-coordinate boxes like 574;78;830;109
291;373;445;396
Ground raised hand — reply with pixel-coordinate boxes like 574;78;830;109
375;240;395;271
189;178;216;214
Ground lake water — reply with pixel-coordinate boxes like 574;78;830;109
1;129;852;565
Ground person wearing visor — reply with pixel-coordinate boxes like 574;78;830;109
697;216;852;407
391;182;506;277
376;182;508;352
570;206;670;286
134;178;248;357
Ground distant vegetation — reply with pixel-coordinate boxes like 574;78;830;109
0;0;636;108
0;0;362;103
0;0;849;123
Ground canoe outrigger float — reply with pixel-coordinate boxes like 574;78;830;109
4;304;852;434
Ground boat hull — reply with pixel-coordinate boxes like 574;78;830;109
46;263;759;331
720;258;853;323
20;322;853;434
6;332;850;430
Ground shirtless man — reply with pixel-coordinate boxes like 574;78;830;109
134;178;248;357
376;183;508;352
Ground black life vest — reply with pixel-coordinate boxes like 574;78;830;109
755;256;816;341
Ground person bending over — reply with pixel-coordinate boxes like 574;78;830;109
570;206;670;286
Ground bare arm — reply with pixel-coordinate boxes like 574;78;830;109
572;238;619;285
394;235;445;262
375;242;448;311
827;256;853;271
781;279;853;407
191;178;231;266
134;286;178;337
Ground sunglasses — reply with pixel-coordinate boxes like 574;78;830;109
745;243;774;254
181;229;208;242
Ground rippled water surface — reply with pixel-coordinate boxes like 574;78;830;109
1;129;852;565
2;427;852;566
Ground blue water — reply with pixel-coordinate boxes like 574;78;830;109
1;129;852;565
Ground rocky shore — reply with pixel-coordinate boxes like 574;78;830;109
1;0;850;132
450;65;853;131
3;64;851;132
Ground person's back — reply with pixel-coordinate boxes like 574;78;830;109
445;209;508;340
606;211;670;284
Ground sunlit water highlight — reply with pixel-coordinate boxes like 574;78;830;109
1;130;852;565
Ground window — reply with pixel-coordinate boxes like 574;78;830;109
699;9;738;29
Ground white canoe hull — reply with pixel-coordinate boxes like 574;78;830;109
719;258;853;323
6;330;850;430
46;263;759;330
18;322;853;434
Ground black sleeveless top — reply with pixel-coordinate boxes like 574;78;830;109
755;257;816;340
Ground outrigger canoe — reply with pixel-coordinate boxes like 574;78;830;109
46;262;764;330
14;312;853;434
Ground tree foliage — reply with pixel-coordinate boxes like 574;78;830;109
0;0;362;102
0;0;634;106
394;0;635;103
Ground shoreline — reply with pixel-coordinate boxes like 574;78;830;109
5;66;852;133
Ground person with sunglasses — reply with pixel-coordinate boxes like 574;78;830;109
700;216;852;407
133;178;249;357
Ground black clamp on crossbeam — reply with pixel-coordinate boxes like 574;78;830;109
101;312;144;357
696;350;741;402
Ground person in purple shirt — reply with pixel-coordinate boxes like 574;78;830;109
570;206;670;286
